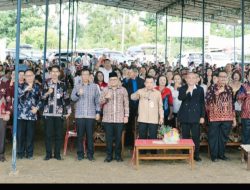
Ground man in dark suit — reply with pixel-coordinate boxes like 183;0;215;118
178;72;205;162
123;67;145;147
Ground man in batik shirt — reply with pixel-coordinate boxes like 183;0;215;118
17;69;42;160
206;70;236;162
42;65;71;161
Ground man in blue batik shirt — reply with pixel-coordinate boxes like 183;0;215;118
17;69;42;160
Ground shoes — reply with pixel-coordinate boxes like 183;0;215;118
77;156;84;161
194;157;202;162
27;156;34;160
104;157;113;162
87;156;95;161
211;158;219;162
17;156;23;160
55;156;63;161
115;157;123;162
0;157;6;162
218;155;230;161
43;155;52;161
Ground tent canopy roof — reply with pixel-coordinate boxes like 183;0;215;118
0;0;249;25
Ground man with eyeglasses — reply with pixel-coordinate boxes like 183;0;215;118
17;69;42;160
206;70;236;162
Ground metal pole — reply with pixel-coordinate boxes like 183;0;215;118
234;25;236;63
74;0;78;52
241;0;245;82
59;0;62;66
67;0;71;62
179;0;184;66
12;0;22;172
43;0;49;85
202;0;205;74
71;0;75;63
165;9;168;66
121;10;126;53
155;13;158;64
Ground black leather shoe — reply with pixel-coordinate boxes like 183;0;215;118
55;156;63;161
87;156;95;161
17;156;23;160
194;157;202;162
211;158;219;162
0;157;6;162
104;157;113;162
116;157;123;162
43;156;51;161
218;155;229;161
77;156;84;161
27;156;34;160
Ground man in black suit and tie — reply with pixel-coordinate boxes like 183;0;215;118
123;67;145;147
178;72;205;162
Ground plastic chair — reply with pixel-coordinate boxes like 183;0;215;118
63;118;77;156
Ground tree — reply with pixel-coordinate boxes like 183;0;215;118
21;27;59;49
0;7;46;44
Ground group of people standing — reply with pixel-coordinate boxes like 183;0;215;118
0;55;249;165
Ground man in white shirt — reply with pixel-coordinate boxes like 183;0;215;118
98;58;113;83
81;53;90;68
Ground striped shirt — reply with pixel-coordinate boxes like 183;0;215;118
71;82;100;119
100;86;129;123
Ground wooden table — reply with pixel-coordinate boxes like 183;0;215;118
240;144;250;170
134;139;195;170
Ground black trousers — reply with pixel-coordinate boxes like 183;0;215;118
44;116;63;158
208;121;232;160
138;122;158;154
181;123;200;158
0;119;6;159
103;122;124;159
17;120;36;158
125;112;136;147
76;118;95;158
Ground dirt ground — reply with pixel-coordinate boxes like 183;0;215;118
1;143;250;183
0;127;250;183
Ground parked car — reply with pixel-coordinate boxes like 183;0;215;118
5;49;37;64
208;52;233;67
102;50;133;65
173;52;213;67
48;50;93;63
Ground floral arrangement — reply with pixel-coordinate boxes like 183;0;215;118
158;125;180;144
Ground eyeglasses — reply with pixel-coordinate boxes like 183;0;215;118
25;75;34;77
218;75;227;78
109;78;118;81
51;71;59;73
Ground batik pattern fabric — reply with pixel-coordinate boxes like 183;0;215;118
205;84;235;122
237;82;250;119
42;79;71;117
18;83;42;120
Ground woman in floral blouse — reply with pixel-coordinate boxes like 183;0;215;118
42;65;71;161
